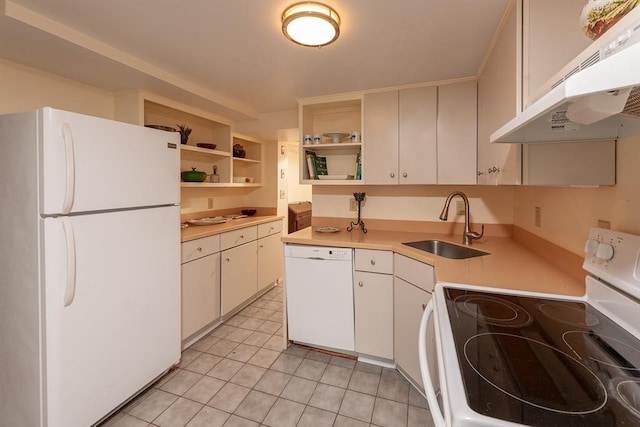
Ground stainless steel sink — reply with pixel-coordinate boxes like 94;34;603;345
403;240;489;259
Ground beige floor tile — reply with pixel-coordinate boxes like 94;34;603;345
183;376;225;404
262;398;305;427
280;376;318;404
305;350;332;363
206;358;244;381
185;406;230;427
233;390;277;423
226;343;260;363
102;413;150;427
308;383;346;413
253;370;292;396
338;390;375;423
320;364;353;388
239;317;265;331
354;361;383;375
297;406;337;427
225;315;250;327
330;355;357;369
371;397;408;427
256;320;281;334
153;397;202;427
184;353;223;375
377;374;410;404
190;336;220;352
229;364;266;388
408;405;435;427
177;348;202;369
158;370;203;396
270;353;304;374
222;414;259;426
209;324;236;339
247;348;280;368
347;370;380;396
205;339;239;357
294;359;327;381
224;328;254;343
409;386;429;409
127;389;177;422
334;414;371;427
207;383;251;413
242;331;272;347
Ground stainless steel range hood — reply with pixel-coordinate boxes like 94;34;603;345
491;10;640;144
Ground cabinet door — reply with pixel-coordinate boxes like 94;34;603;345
394;276;433;389
221;241;258;316
437;81;478;184
354;271;393;359
363;91;399;184
257;233;283;291
477;3;520;185
181;253;221;340
399;86;437;184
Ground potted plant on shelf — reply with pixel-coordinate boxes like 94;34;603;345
177;124;192;145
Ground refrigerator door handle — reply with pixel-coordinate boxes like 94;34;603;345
62;217;77;307
61;123;76;214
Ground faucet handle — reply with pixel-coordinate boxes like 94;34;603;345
465;224;485;243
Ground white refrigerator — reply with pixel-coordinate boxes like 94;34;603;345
0;107;181;427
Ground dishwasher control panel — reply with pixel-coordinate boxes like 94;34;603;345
284;244;353;261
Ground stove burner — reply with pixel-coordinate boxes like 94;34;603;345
464;333;607;415
539;302;599;327
454;294;532;327
616;380;640;419
564;331;640;371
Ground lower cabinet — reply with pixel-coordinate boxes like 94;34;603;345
221;241;258;316
393;253;436;389
180;235;221;342
181;253;221;339
354;249;394;359
258;233;283;291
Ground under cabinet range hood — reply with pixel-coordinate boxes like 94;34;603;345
492;8;640;144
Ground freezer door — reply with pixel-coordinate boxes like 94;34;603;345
40;107;179;215
42;206;180;427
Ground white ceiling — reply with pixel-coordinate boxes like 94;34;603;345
0;0;510;122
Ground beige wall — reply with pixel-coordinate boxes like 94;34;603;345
0;59;114;118
313;185;514;225
514;134;640;255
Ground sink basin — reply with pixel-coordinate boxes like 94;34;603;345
403;240;489;259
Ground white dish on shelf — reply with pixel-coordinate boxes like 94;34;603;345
318;175;354;180
315;226;341;233
323;132;349;143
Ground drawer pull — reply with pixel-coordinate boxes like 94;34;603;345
390;172;395;178
358;281;363;287
370;259;376;266
422;303;427;310
225;258;230;262
402;172;408;178
197;247;202;252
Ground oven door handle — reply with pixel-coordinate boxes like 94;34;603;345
419;299;446;427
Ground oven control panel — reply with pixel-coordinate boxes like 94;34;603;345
583;227;640;300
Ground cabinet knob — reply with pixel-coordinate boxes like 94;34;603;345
402;172;407;178
390;172;395;178
358;281;363;287
370;259;375;265
477;171;484;176
196;247;202;252
225;258;230;262
259;244;264;249
422;303;427;310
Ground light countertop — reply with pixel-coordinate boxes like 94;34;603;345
181;215;283;242
282;227;585;297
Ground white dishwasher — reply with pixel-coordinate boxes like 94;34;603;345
284;244;355;352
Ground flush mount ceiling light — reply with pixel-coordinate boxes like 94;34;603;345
282;2;341;47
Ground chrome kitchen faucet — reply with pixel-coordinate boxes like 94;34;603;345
439;191;484;245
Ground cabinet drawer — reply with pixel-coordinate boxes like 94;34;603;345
258;220;283;238
221;226;258;250
181;235;221;263
394;253;434;292
355;249;393;274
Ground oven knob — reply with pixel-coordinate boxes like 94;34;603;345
584;239;599;255
595;243;614;261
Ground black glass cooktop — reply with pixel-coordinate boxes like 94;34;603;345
444;288;640;426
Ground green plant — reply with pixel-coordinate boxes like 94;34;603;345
177;124;192;144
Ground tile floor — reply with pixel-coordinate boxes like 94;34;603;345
101;284;436;427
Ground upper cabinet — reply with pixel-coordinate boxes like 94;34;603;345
115;90;263;187
298;96;363;185
363;86;437;185
362;81;477;185
436;80;478;185
477;1;521;185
